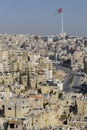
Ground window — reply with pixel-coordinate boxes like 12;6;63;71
22;101;24;103
8;108;11;110
35;99;38;101
10;124;14;128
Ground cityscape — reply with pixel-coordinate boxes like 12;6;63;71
0;34;87;130
0;0;87;130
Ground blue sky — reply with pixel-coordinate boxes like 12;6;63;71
0;0;87;36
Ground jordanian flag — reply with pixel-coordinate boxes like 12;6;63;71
58;8;63;13
54;8;63;15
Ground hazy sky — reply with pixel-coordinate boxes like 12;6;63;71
0;0;87;36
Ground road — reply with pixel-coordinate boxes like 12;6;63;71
53;62;84;92
71;74;85;93
56;65;74;91
72;75;81;87
63;73;72;91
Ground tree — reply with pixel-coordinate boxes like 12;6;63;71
19;71;22;84
27;70;31;89
62;59;71;68
25;67;31;90
49;90;53;97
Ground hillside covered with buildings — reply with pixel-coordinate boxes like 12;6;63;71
0;34;87;130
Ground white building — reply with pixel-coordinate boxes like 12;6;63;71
44;69;52;80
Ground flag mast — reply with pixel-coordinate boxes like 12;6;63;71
61;11;64;37
57;8;63;37
54;8;64;37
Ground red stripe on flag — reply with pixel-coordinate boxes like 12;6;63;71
58;8;63;13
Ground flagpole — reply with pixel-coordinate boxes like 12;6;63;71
61;12;64;37
54;8;64;37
